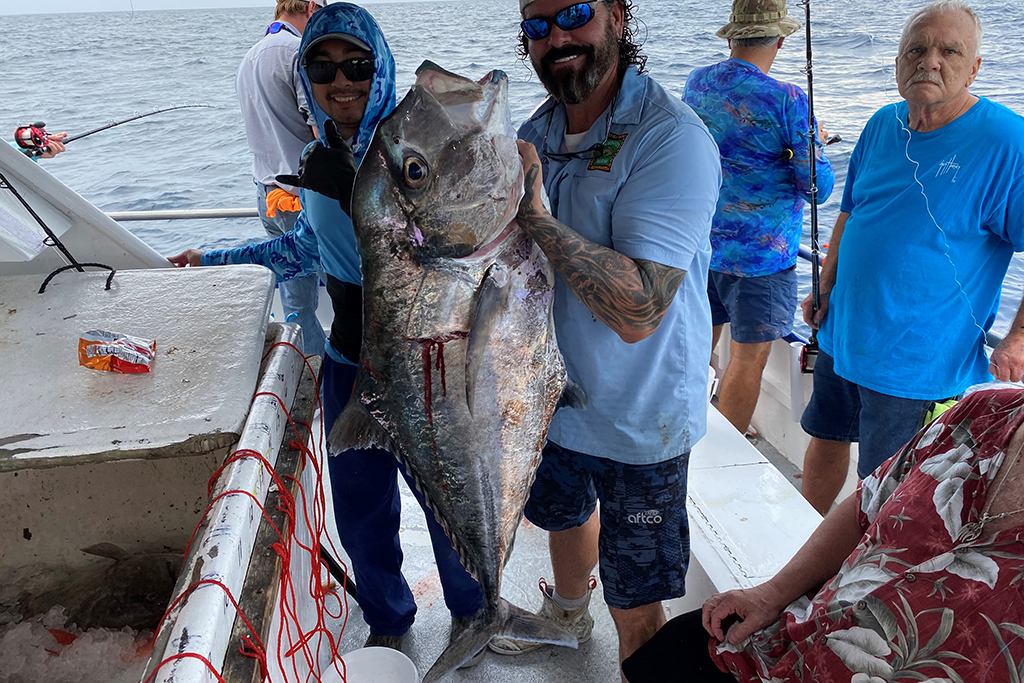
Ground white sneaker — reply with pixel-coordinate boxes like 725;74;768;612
488;579;595;656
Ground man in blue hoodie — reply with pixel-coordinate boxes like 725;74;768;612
168;2;483;651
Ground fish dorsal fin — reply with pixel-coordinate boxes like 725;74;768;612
81;542;128;562
327;400;394;455
465;264;510;416
557;378;588;411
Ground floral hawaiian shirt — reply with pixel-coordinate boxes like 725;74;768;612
713;387;1024;682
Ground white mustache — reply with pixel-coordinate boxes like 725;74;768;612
909;71;942;85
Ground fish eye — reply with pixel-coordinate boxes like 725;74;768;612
403;155;429;189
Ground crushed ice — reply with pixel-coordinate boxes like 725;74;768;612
0;606;153;683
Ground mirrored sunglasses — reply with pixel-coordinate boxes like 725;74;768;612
521;1;602;41
305;58;375;84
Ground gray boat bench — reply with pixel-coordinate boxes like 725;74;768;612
665;406;824;617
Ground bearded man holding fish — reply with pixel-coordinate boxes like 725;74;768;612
487;0;721;674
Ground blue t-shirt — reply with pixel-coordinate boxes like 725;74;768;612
819;97;1024;399
518;67;720;464
684;58;834;277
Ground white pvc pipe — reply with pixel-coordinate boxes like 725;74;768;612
789;340;806;423
144;323;305;683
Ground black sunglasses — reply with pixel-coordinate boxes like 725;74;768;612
521;1;603;41
305;58;375;84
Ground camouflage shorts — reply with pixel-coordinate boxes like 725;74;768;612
524;441;691;610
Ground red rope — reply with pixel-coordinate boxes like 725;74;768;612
141;653;228;683
150;341;351;683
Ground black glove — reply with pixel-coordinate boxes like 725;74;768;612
276;119;358;216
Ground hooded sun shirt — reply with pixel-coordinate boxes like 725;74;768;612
202;2;398;365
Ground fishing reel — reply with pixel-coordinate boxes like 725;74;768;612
13;121;49;157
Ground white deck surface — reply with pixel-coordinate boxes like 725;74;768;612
0;266;274;469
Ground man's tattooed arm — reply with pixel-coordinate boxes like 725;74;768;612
518;156;685;344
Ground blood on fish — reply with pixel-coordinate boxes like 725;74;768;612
411;332;469;428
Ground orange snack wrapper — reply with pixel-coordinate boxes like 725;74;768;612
78;329;156;374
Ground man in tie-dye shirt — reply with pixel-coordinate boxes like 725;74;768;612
683;0;834;437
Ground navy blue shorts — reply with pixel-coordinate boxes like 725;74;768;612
523;442;690;610
800;351;933;478
707;267;797;343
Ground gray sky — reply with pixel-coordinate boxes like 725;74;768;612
0;0;442;15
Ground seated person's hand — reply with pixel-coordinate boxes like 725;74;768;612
276;119;357;213
167;249;203;268
702;581;788;645
39;132;67;159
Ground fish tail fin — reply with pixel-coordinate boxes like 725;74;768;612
421;616;499;683
326;400;393;456
421;600;577;683
80;542;128;562
500;598;579;647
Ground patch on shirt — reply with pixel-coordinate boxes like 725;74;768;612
587;133;628;172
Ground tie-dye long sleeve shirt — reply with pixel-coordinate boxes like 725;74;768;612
684;58;834;277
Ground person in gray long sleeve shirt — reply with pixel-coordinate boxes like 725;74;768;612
236;0;326;356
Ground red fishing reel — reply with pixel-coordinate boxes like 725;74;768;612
14;122;49;156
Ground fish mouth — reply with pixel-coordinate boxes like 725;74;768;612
414;60;510;135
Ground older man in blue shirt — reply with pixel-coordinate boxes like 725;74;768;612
488;0;720;673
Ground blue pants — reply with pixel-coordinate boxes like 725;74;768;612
257;183;326;358
801;351;932;479
321;355;483;636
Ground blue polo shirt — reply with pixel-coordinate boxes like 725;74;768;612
819;97;1024;399
519;67;720;464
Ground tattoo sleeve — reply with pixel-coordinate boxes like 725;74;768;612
518;163;686;342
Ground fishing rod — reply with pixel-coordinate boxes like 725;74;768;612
13;104;214;157
801;0;823;373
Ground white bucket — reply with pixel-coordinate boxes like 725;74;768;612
321;647;419;683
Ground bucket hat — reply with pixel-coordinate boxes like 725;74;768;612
716;0;801;40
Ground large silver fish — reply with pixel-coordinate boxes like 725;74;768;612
329;61;581;682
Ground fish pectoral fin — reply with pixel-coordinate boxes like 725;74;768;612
327;401;393;456
421;618;497;683
556;378;588;411
80;542;128;562
465;264;510;416
500;598;579;648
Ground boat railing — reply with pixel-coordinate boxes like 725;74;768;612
106;207;259;221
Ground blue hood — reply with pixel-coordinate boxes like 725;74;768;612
297;2;397;161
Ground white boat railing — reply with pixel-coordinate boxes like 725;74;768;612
106;207;259;221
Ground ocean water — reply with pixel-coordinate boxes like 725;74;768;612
1;0;1022;334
